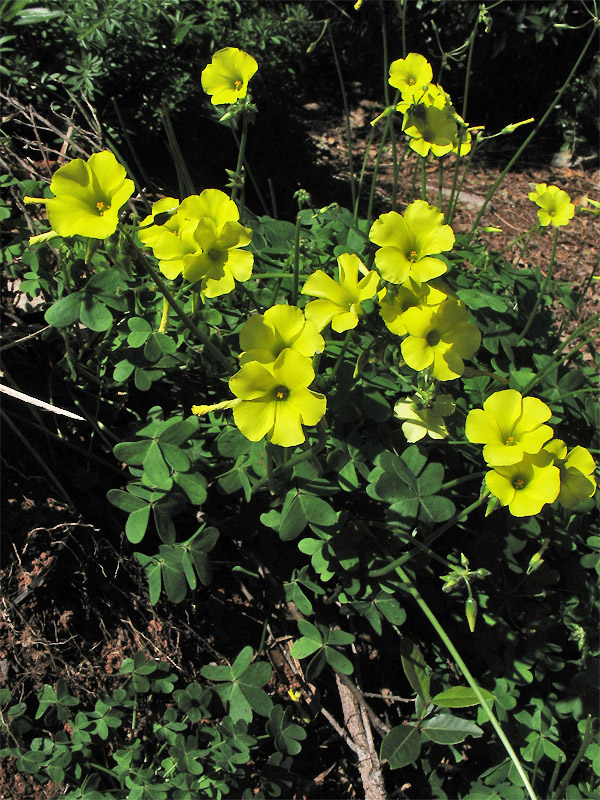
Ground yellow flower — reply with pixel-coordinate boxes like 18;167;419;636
465;389;553;467
369;200;455;285
544;439;597;509
139;189;253;295
239;305;324;366
229;350;326;447
301;253;379;333
201;47;258;105
403;103;457;158
528;183;575;227
485;451;560;517
378;279;448;336
394;393;455;442
23;151;134;239
400;298;481;381
389;53;433;94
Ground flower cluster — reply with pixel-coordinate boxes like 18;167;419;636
466;389;596;516
369;200;480;381
388;53;472;157
528;183;575;227
138;189;253;298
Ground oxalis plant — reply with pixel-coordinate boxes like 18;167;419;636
2;5;600;799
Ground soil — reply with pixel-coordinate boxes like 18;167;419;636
1;99;599;799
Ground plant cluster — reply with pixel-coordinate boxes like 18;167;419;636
2;5;600;799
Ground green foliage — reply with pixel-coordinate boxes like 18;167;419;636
2;5;599;797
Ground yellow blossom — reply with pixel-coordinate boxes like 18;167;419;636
201;47;258;105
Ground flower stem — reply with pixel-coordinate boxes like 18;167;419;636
131;247;232;370
327;330;353;389
367;495;487;578
231;111;248;207
328;27;357;210
468;23;598;239
517;226;559;343
395;564;538;800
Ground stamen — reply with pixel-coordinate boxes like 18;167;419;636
512;477;526;490
506;435;515;445
409;249;418;261
234;79;243;90
275;385;289;401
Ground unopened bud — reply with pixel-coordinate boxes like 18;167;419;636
465;597;477;633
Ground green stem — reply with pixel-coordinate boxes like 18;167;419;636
461;12;480;122
251;422;327;495
468;23;598;239
327;330;353;389
440;470;486;492
521;312;599;395
328;28;357;210
367;116;392;227
353;126;376;225
438;158;444;209
367;495;487;578
231;111;248;207
291;213;302;306
131;247;232;370
552;715;594;799
518;227;559;343
421;157;427;200
395;564;538;800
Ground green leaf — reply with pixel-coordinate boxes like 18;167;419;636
421;713;484;744
143;441;171;486
380;725;422;769
297;620;322;642
279;492;309;541
79;295;113;331
241;662;272;687
240;685;272;717
44;292;82;327
125;505;151;544
113;439;153;466
297;494;336;526
290;638;322;659
401;638;430;702
173;472;207;505
375;594;406;626
107;489;147;513
232;647;254;678
162;558;187;604
326;629;355;646
432;686;495;708
324;647;354;674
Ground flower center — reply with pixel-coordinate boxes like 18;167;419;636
512;477;526;490
408;77;416;85
506;435;515;445
96;201;110;216
409;249;419;262
234;78;243;91
426;330;441;347
207;248;221;261
275;386;289;401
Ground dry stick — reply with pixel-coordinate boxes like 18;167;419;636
336;674;388;800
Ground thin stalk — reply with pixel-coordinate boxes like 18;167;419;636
409;152;419;203
1;409;78;513
291;213;302;306
447;136;479;226
0;325;52;353
353;126;376;225
328;28;357;209
130;246;232;370
394;0;407;57
381;0;398;211
469;24;598;239
395;564;538;800
552;715;594;799
250;422;327;495
421;157;427;200
440;470;486;492
367;495;487;578
461;12;480;122
367;116;392;227
231;111;248;207
517;227;559;343
161;107;195;198
438;158;444;209
229;122;269;216
521;312;599;395
392;142;410;210
327;330;353;389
